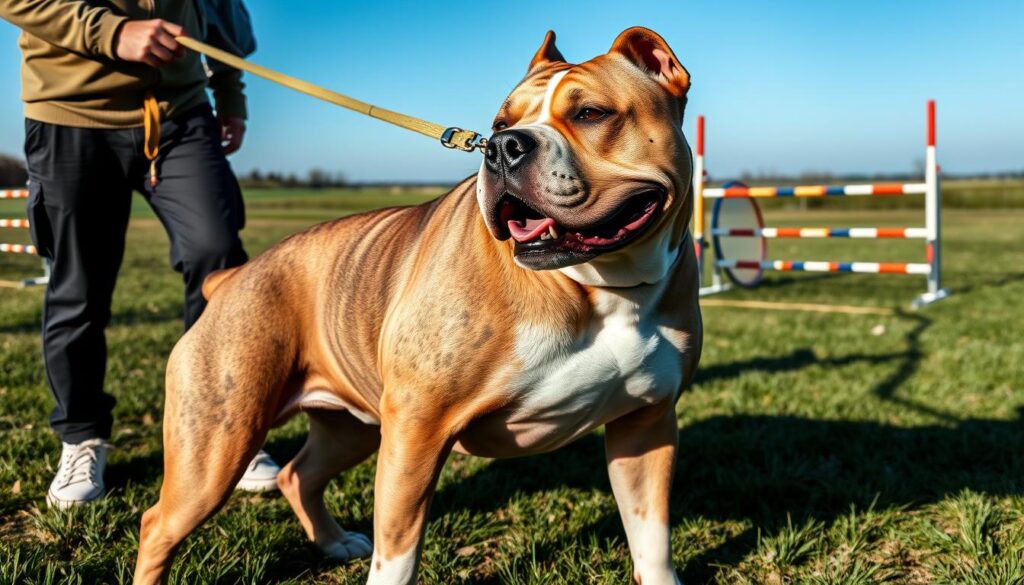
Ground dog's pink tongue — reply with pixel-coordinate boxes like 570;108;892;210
508;217;555;243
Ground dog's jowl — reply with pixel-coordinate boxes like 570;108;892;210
134;27;701;585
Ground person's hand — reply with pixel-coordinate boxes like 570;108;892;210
219;116;246;154
114;20;186;67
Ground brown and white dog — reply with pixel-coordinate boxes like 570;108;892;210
134;26;701;585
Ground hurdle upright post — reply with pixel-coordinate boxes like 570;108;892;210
914;99;949;308
693;115;705;282
694;115;729;296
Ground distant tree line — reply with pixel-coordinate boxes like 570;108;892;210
0;152;355;190
0;153;28;188
238;168;349;189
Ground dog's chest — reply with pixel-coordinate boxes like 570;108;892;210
502;288;683;444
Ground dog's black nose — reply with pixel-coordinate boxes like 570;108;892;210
485;130;537;173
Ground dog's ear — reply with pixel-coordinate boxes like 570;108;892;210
529;30;565;72
609;27;690;99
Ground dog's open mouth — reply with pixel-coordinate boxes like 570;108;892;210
497;189;664;264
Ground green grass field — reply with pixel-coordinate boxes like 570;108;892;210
1;187;1023;584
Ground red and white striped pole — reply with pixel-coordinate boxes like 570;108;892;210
921;99;946;305
693;114;705;284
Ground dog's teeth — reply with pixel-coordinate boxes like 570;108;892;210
540;232;551;240
548;226;559;239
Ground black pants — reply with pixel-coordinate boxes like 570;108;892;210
24;104;247;444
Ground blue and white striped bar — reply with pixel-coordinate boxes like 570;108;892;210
702;183;928;199
711;227;928;239
0;243;37;254
717;259;931;275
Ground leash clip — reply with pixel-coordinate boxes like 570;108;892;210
440;127;488;153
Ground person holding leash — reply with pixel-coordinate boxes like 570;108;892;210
0;0;281;507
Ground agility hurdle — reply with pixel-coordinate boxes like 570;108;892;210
0;187;49;288
0;189;29;199
692;101;948;309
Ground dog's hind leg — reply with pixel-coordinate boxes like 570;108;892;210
133;333;286;584
277;409;380;560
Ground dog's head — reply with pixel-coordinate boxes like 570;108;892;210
477;27;693;286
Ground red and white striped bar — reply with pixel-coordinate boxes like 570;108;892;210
717;259;931;275
0;189;29;199
0;243;38;254
702;183;927;199
711;227;927;239
0;218;30;229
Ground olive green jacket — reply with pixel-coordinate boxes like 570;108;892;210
0;0;253;128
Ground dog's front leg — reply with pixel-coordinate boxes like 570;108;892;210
605;400;681;585
366;397;453;585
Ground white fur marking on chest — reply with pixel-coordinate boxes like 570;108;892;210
511;285;683;427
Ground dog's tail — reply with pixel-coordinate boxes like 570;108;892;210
201;266;243;301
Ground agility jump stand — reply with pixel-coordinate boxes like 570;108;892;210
0;188;48;288
693;101;949;309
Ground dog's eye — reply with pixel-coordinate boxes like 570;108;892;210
574;107;609;122
493;120;509;131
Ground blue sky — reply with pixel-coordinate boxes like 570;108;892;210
1;1;1022;182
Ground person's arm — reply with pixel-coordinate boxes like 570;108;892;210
0;0;127;58
200;0;255;154
209;68;246;154
0;0;186;67
208;69;246;119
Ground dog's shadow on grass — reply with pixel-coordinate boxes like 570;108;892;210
421;405;1018;581
105;449;166;493
422;309;1024;581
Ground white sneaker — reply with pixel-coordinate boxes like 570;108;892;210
236;449;281;492
46;438;109;509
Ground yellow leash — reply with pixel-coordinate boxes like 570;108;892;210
175;36;488;154
143;92;161;186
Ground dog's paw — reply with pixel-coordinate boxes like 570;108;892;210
319;531;373;561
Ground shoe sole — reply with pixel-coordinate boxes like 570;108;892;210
235;478;281;493
46;488;105;509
